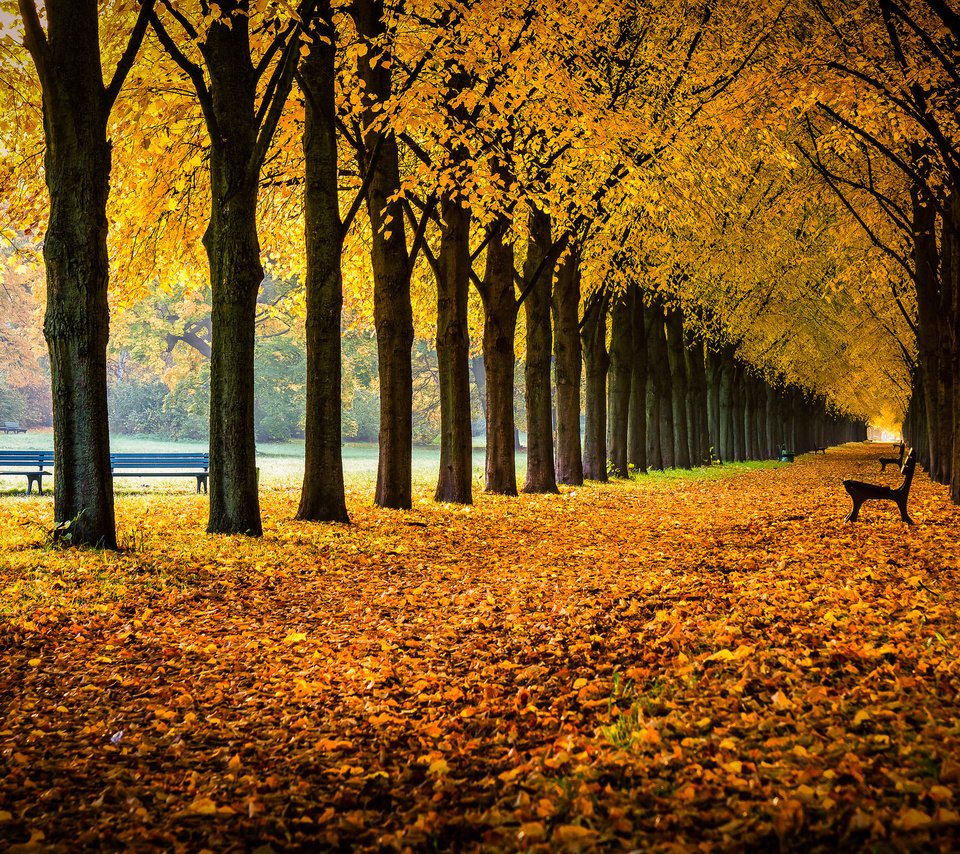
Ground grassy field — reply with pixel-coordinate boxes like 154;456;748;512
0;430;781;495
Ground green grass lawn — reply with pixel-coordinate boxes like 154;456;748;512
0;429;782;495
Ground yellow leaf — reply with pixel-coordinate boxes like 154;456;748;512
853;708;871;726
227;754;242;773
188;796;219;816
897;807;931;830
28;658;40;667
427;758;449;776
553;824;596;843
706;649;733;662
283;631;307;644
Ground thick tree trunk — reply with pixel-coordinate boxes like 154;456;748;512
522;208;558;493
911;181;944;481
297;7;348;523
719;348;735;464
191;6;280;536
581;295;609;481
482;225;518;495
665;307;690;469
435;197;473;504
354;0;413;509
731;363;746;461
30;0;117;547
706;347;722;462
553;249;583;485
686;336;710;465
627;285;647;473
607;295;632;477
648;302;674;469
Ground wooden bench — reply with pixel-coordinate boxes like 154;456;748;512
1;421;27;434
879;441;905;472
110;452;209;493
0;450;54;494
843;449;916;524
812;446;827;454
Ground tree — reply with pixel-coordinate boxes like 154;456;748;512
17;0;154;548
149;0;312;535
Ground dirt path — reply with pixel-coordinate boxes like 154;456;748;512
1;444;958;851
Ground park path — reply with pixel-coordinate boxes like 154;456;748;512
1;444;959;851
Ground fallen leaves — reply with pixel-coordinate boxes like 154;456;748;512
0;445;959;850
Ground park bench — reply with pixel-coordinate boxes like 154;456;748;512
812;446;827;454
0;450;54;494
776;446;795;462
110;452;209;493
1;421;27;434
843;448;916;524
879;441;905;472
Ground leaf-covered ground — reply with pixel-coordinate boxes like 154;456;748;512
1;443;959;852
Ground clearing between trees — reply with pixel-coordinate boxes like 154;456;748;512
1;444;958;851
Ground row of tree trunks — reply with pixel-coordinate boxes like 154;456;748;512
591;291;867;473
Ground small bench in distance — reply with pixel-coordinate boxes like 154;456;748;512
843;449;916;524
1;421;27;434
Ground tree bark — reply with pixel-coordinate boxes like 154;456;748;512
24;0;124;548
297;4;348;523
607;294;632;477
522;208;558;493
481;224;518;495
719;347;735;464
353;0;413;509
552;248;583;485
627;285;647;473
434;197;473;503
648;301;674;469
686;335;710;465
665;307;691;469
581;294;609;481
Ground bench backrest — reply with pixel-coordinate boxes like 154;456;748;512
898;450;916;492
0;450;54;466
110;452;209;469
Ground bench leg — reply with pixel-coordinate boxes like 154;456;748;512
845;497;862;522
897;498;913;525
197;475;208;494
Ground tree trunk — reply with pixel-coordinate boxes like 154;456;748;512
27;0;119;547
354;0;413;509
607;294;632;477
706;347;722;462
581;294;609;481
297;5;348;523
686;335;710;465
522;208;558;493
434;197;473;503
552;248;583;485
731;362;746;461
627;285;647;473
648;302;674;468
481;224;518;495
665;307;690;469
719;348;735;464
